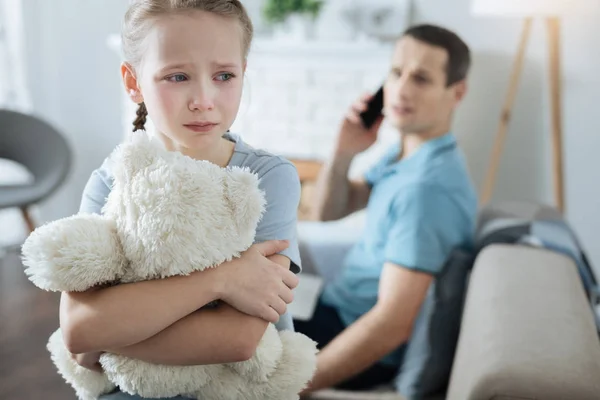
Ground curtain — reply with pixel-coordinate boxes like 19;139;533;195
0;0;31;111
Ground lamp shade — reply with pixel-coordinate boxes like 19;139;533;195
471;0;570;16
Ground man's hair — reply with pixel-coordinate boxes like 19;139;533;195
401;24;471;87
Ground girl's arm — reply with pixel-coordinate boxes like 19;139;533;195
62;241;296;354
108;305;265;365
60;268;220;354
108;254;290;365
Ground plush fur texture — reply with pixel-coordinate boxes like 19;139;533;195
21;133;318;400
22;214;126;292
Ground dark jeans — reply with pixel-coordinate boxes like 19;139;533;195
293;298;399;391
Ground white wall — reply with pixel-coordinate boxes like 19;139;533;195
2;0;599;276
24;0;129;217
561;10;600;277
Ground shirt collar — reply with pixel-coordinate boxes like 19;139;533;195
386;131;457;172
416;131;457;159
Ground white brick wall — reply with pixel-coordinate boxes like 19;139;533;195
231;38;399;177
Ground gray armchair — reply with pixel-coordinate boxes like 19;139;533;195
0;109;71;234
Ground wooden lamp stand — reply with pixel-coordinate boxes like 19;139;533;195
480;17;565;213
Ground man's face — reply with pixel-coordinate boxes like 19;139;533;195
383;36;466;134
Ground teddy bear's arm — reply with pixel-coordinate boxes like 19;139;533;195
22;213;127;292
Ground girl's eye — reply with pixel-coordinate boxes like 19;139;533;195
216;73;234;82
166;74;188;83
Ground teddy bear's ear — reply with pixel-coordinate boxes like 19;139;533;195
107;132;163;186
223;167;266;243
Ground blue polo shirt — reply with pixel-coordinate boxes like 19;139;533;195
321;132;477;366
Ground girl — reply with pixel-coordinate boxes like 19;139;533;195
63;1;302;399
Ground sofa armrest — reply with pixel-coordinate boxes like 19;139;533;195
304;388;406;400
447;244;600;400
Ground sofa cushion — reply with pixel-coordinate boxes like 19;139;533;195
394;248;474;399
297;213;366;282
476;201;599;331
446;244;600;400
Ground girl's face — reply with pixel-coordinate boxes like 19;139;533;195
124;10;246;153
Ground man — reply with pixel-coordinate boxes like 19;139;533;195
296;24;478;394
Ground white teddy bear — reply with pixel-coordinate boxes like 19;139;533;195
21;133;318;400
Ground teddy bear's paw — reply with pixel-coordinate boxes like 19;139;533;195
226;323;283;382
21;213;126;292
280;330;319;377
191;366;252;400
47;329;116;400
102;353;217;398
258;331;319;399
217;331;317;400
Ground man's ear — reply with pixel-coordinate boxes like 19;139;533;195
121;62;144;104
453;80;467;103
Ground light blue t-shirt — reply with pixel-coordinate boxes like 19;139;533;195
321;132;477;366
81;133;302;400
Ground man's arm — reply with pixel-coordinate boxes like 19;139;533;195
311;153;371;222
107;255;291;365
305;184;466;392
311;93;383;222
303;263;432;392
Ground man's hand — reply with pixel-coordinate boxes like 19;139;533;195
71;350;104;372
311;93;379;221
335;92;384;158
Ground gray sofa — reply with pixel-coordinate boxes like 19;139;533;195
299;202;600;400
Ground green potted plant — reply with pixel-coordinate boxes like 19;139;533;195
263;0;324;24
262;0;324;40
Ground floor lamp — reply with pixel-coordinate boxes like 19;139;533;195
471;0;568;213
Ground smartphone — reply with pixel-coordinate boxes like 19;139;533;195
359;86;384;129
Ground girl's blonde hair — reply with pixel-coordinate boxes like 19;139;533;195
122;0;254;132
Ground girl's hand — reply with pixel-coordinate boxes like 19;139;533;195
218;240;299;323
71;351;104;372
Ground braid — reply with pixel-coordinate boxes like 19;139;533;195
133;102;147;132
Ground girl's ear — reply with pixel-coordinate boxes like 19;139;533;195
121;62;144;104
